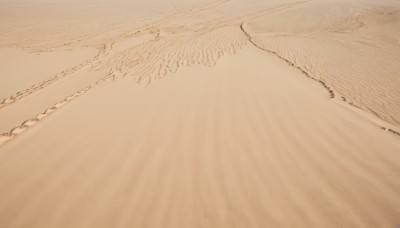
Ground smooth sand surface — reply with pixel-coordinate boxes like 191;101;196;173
0;0;400;227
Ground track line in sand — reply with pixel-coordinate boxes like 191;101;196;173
0;46;109;110
0;0;399;147
0;0;231;110
0;72;114;146
1;26;400;146
0;2;400;227
0;0;303;111
0;25;248;146
1;43;399;227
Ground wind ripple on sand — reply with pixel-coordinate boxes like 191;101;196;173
101;26;247;86
0;1;400;227
244;3;400;126
0;46;399;227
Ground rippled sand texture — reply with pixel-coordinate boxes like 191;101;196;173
244;0;400;125
0;0;400;227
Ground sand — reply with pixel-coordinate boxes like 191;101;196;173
0;0;400;227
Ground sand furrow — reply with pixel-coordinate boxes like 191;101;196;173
1;1;400;227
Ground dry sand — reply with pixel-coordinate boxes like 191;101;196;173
0;0;400;227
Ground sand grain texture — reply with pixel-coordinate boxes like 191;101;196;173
0;0;400;227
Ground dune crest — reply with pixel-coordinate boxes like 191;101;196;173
0;0;400;227
244;0;400;125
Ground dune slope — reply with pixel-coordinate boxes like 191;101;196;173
0;0;400;227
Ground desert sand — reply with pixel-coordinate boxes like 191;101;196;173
0;0;400;227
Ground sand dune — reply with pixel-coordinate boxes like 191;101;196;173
244;0;400;125
0;0;400;227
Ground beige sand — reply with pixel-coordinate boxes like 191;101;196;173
0;0;400;227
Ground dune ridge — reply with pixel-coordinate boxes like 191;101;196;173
0;0;400;227
1;44;400;227
240;22;400;137
244;0;400;126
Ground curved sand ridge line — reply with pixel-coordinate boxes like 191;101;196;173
1;39;400;228
1;1;399;146
243;2;400;127
240;24;336;99
2;15;399;147
240;22;400;136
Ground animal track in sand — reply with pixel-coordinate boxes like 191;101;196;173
0;0;232;110
0;46;109;110
0;25;248;146
0;73;114;146
1;0;399;146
